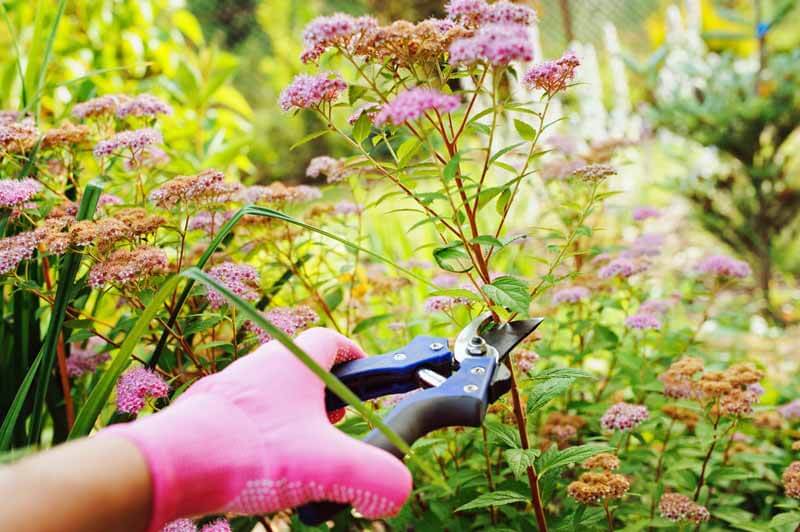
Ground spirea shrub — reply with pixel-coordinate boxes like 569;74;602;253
0;1;797;531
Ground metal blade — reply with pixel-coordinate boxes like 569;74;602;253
480;317;543;362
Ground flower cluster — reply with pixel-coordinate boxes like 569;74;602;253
244;305;319;343
600;402;649;431
446;0;537;27
573;163;616;182
661;405;699;429
424;294;470;313
523;52;581;94
93;128;163;159
784;462;800;498
150;169;239;208
160;518;232;532
300;14;378;63
73;95;123;119
279;73;347;111
206;262;261;309
540;412;585;449
696;254;751;279
0;178;41;209
241;182;322;204
0;118;39;153
0;231;39;275
659;358;764;416
67;338;110;378
115;367;169;414
779;399;800;420
373;88;460;126
658;493;710;523
116;94;173;119
624;312;661;330
514;349;539;373
66;209;164;252
448;23;534;65
567;455;629;505
598;257;643;280
88;246;169;288
552;285;590;304
306;156;349;184
41;122;92;150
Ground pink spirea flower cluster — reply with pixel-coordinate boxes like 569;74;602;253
301;14;378;63
696;254;751;278
149;169;238;209
98;193;123;208
279;73;347;111
523;52;580;94
199;519;232;532
348;103;380;125
598;257;640;279
600;402;649;431
205;262;261;309
116;367;169;414
245;305;319;343
88;246;169;288
552;286;590;304
188;211;234;233
306;155;348;183
424;294;470;312
449;23;534;65
0;231;39;275
515;349;539;372
632;206;662;221
72;95;122;119
67;337;110;377
124;145;171;171
625;313;661;330
779;399;800;420
374;88;460;126
93;128;163;159
446;0;537;26
659;493;710;523
116;94;173;119
622;233;664;258
0;178;41;208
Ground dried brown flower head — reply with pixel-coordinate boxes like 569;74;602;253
661;405;699;429
567;471;629;505
782;461;800;499
699;371;733;397
582;453;620;471
42;122;92;149
658;493;710;523
724;362;763;387
753;411;783;430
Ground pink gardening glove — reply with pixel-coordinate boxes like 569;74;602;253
102;328;412;531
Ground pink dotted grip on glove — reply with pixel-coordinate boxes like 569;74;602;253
102;328;412;532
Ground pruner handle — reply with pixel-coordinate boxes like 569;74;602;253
299;356;497;526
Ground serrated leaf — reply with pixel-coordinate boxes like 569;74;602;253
513;118;537;141
482;276;530;314
485;420;521;448
504;448;540;479
348;85;368;105
455;490;528;512
526;377;574;414
531;367;595;381
536;443;615;476
472;235;504;248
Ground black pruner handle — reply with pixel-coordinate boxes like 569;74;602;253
298;356;497;526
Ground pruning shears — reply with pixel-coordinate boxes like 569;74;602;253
298;312;544;525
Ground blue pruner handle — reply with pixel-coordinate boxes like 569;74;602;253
324;335;452;411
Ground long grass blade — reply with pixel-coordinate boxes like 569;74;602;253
28;183;102;444
68;275;181;439
0;350;44;450
24;0;67;117
0;3;27;107
149;205;433;369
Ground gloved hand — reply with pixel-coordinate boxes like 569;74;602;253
103;328;412;532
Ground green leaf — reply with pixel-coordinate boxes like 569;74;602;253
290;129;329;151
348;85;368;105
770;512;800;527
489;142;525;164
536;443;615;476
68;275;182;439
483;276;530;314
352;112;371;144
526;378;574;414
504;448;540;479
323;286;343;312
353;313;394;334
472;235;504;248
455;490;528;512
496;188;511;216
396;137;422;165
427;288;483;303
531;367;595;382
485;420;521;448
433;242;472;273
513;119;537;141
443;153;461;182
28;183;102;444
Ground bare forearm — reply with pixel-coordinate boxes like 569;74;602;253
0;437;152;532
